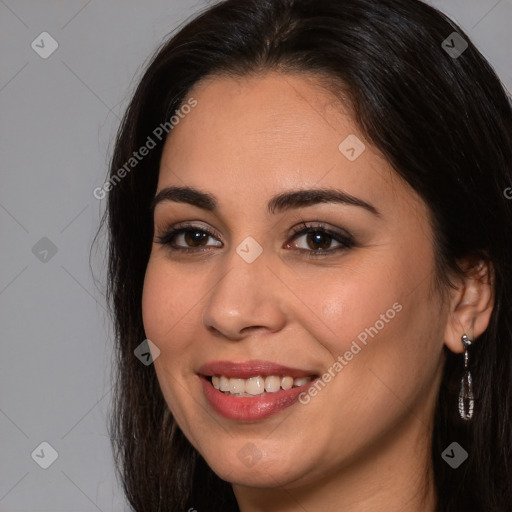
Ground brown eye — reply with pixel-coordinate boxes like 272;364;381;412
286;223;355;256
155;222;355;257
156;225;222;251
304;231;335;251
182;230;210;247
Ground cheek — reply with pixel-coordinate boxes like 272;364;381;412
141;256;197;349
311;246;441;389
141;260;168;342
309;263;404;356
141;257;201;423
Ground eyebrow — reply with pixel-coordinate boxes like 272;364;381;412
151;186;380;217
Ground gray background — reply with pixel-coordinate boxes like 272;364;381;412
0;0;510;510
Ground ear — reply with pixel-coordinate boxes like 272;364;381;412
443;257;495;354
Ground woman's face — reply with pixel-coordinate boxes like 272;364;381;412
142;72;448;491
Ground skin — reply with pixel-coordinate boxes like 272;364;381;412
141;72;494;512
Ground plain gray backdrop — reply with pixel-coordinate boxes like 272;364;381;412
1;0;511;510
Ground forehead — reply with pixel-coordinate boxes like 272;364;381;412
157;72;419;216
163;71;354;164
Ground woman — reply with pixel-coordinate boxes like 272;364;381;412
98;0;512;510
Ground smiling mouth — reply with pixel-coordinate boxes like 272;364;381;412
205;374;317;397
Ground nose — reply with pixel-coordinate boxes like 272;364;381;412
201;248;287;341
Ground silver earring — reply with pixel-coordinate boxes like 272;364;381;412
458;334;474;420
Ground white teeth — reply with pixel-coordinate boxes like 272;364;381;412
264;375;281;392
281;376;294;390
210;374;314;395
293;377;311;387
229;378;246;394
245;376;265;395
219;376;230;392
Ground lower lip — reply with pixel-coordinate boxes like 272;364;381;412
200;376;318;421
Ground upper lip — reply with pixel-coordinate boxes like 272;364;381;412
198;360;318;379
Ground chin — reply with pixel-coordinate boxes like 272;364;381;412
204;447;308;488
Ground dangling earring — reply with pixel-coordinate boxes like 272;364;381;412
458;334;474;420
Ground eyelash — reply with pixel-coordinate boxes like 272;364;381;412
155;221;355;258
